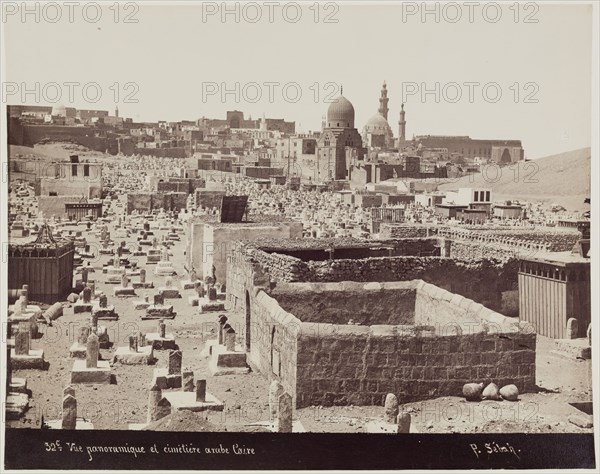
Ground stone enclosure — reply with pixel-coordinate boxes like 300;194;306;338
245;280;536;408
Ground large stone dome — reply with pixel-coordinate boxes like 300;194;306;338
364;113;390;133
326;95;355;128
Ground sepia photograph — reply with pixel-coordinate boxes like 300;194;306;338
1;0;598;470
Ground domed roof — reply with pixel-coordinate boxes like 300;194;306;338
326;95;354;128
51;104;67;117
365;113;390;131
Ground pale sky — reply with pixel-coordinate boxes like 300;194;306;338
1;1;594;158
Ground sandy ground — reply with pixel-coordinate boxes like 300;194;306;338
8;195;594;434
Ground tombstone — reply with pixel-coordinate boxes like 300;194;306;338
196;379;207;402
397;412;411;433
144;222;150;231
140;269;146;284
208;286;217;301
78;326;91;345
219;283;226;294
384;393;399;424
21;285;29;307
277;392;293;433
86;333;99;369
13;298;24;317
62;394;77;430
129;335;138;352
189;267;198;282
566;318;579;340
137;331;146;348
165;276;173;288
63;385;76;399
159;319;166;338
147;383;163;423
154;294;165;306
224;327;236;352
91;312;99;328
82;286;92;304
168;350;182;375
162;248;169;261
182;370;194;392
14;327;30;356
121;274;130;288
218;316;228;345
99;294;108;308
269;380;284;423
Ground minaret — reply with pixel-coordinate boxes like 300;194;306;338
398;103;406;142
378;81;389;120
115;105;119;118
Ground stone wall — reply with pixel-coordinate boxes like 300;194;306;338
295;325;536;407
247;290;301;402
250;280;537;408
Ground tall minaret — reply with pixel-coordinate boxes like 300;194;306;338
398;103;406;142
378;81;389;120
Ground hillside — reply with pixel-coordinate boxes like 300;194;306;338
438;147;591;211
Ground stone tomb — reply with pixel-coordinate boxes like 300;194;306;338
11;323;46;370
113;274;137;297
153;349;183;389
145;319;177;350
5;347;30;420
364;393;414;434
91;294;119;321
71;332;112;384
113;333;154;365
158;276;181;299
205;317;249;376
180;268;200;290
132;268;154;289
142;294;176;320
44;386;94;430
154;249;176;276
73;285;94;313
162;377;224;413
248;280;537;408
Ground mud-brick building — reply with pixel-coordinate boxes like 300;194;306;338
8;224;75;303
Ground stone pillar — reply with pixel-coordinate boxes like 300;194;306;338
129;335;138;352
182;370;194;392
269;380;284;423
566;318;579;339
159;320;166;338
168;350;182;375
82;286;92;304
384;393;399;424
21;285;29;307
140;269;146;284
208;286;217;301
86;333;99;369
218;315;228;345
224;328;236;352
277;392;293;433
91;312;99;329
15;325;30;356
397;412;411;433
78;326;91;345
62;394;77;430
137;331;146;348
196;379;207;402
147;382;163;423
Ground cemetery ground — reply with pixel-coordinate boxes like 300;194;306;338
7;199;593;434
